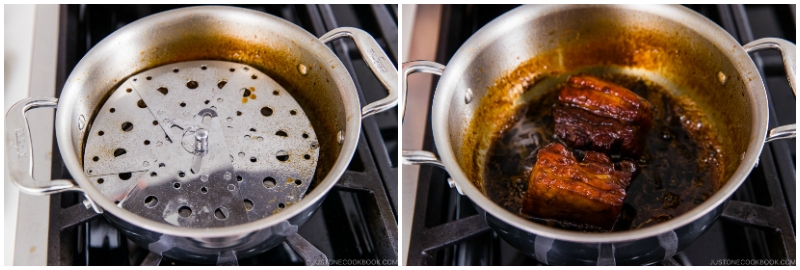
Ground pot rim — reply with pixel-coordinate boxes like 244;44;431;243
431;4;769;243
55;6;363;238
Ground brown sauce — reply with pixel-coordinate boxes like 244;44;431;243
483;73;723;232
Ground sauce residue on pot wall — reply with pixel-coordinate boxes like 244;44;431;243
459;19;750;198
483;73;724;231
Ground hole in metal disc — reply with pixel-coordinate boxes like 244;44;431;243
242;88;251;97
278;203;285;209
110;108;116;113
276;130;288;137
217;80;227;89
119;172;132;180
229;68;235;72
295;179;302;185
272;90;279;96
204;100;210;104
146;76;152;80
145;196;158;208
157;87;168;95
137;99;148;108
260;107;273;116
126;88;132;93
179;171;185;178
133;78;138;82
236;111;242;116
263;177;276;188
113;148;127;157
214;208;227;220
244;199;254;211
236;175;242;182
250;157;257;163
151;172;158;177
201;65;207;70
290;110;297;115
250;128;256;132
173;68;179;73
180;102;186;107
121;122;133;132
173;182;180;189
302;133;308;139
251;74;257;79
97;178;104;184
304;154;310;160
276;150;289;162
159;163;166;168
243;67;249;71
152;120;159;125
92;156;99;162
178;206;192;218
144;140;150;145
98;131;105;136
201;187;208;193
186;80;199;89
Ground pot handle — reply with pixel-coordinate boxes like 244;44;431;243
400;60;445;121
5;97;81;195
401;61;447;168
743;38;796;143
320;27;398;119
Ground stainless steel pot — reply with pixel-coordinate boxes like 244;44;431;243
402;5;795;265
6;6;397;263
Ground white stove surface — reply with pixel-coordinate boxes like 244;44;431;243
4;4;60;266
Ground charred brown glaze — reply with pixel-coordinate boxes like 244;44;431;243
484;73;723;232
460;19;748;198
522;142;635;230
554;75;653;157
559;75;653;126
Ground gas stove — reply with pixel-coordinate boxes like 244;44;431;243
7;4;398;266
403;4;795;266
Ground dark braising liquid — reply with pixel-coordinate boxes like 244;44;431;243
484;73;722;232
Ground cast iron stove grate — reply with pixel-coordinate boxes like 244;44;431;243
406;4;795;266
47;4;398;266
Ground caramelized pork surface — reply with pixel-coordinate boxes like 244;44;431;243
554;75;653;156
522;142;635;229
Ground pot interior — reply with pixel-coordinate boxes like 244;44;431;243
437;5;765;230
56;7;360;229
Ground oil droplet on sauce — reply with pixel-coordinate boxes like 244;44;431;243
242;98;249;104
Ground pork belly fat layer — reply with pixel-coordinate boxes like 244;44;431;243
522;142;635;229
554;75;653;156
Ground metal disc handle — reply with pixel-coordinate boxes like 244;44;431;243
400;61;448;169
5;97;81;195
321;27;398;119
743;38;796;143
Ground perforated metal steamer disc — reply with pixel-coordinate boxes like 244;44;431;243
83;61;320;228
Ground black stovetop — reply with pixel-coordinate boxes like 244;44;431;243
48;4;398;266
406;4;795;266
